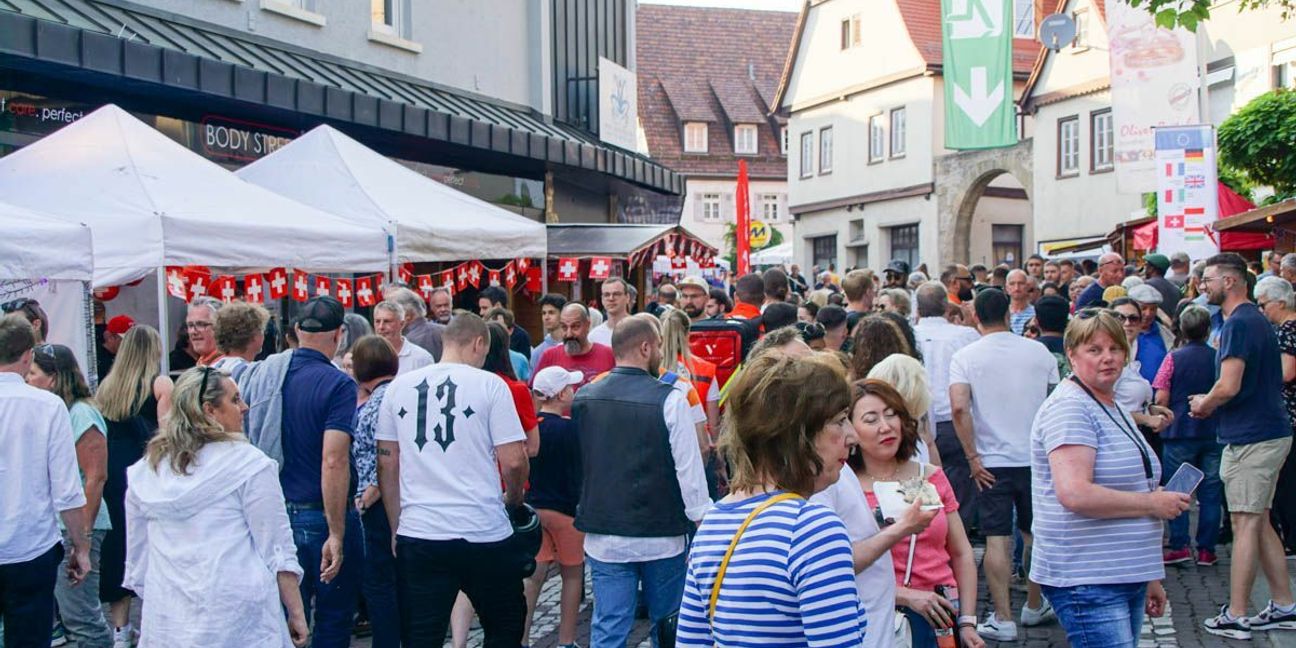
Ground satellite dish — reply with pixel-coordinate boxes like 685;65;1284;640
1038;13;1077;51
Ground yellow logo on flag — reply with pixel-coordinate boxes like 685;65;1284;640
749;221;771;248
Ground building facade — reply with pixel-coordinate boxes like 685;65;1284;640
775;0;1041;273
1022;0;1295;250
635;4;798;254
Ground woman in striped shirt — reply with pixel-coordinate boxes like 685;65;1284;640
677;352;866;647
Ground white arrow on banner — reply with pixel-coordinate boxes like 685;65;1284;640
953;67;1004;127
947;0;1003;39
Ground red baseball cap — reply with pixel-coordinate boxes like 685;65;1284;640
106;315;135;336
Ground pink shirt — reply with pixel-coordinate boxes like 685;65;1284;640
864;467;960;592
1152;354;1175;391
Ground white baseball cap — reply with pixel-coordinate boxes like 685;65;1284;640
532;366;584;399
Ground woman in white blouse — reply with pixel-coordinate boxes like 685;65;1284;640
124;366;308;647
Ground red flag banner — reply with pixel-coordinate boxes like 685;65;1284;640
186;270;211;302
488;268;501;286
398;265;414;286
417;275;435;301
589;257;612;280
93;285;120;302
291;269;310;302
467;262;483;288
355;276;377;307
165;267;188;299
213;275;238;302
336;278;354;307
526;266;543;293
557;258;580;282
456;264;470;291
504;262;517;289
441;270;456;291
315;275;332;298
243;275;265;304
516;258;531;273
736;159;751;276
266;268;289;300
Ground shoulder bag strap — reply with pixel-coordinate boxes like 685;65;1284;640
902;461;925;588
708;492;804;621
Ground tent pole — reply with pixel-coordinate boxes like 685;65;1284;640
157;266;171;375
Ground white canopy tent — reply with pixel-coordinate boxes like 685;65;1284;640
0;201;96;381
751;241;793;267
0;105;391;288
237;125;547;262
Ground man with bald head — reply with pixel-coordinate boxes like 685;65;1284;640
1005;269;1036;335
532;303;615;391
1075;252;1126;309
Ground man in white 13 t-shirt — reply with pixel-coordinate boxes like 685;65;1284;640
376;313;530;646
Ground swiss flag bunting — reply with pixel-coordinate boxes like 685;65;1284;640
315;275;332;298
398;265;414;286
526;266;543;293
516;258;531;274
504;262;517;289
243;275;265;304
213;275;238;302
417;275;435;301
466;262;483;288
292;270;311;302
266;268;289;300
488;268;501;286
165;267;188;299
671;257;687;270
456;264;470;291
355;276;377;307
93;285;120;302
336;278;354;307
589;257;612;280
186;271;211;302
557;258;580;282
441;270;456;291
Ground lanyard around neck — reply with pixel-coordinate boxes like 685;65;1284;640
1068;376;1154;481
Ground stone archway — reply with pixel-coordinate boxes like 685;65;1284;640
933;139;1034;264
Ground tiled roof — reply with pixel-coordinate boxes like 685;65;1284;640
895;0;1042;73
636;4;798;179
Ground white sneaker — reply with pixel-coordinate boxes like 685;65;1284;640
977;613;1019;641
113;624;133;648
1021;599;1057;627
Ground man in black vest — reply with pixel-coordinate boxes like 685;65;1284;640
573;317;709;648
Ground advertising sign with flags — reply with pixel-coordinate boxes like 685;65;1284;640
941;0;1015;149
1156;125;1219;261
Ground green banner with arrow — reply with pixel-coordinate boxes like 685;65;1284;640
942;0;1016;149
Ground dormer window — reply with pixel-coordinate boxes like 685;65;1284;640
734;124;758;155
684;122;708;153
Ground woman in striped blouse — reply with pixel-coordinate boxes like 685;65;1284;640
677;352;866;647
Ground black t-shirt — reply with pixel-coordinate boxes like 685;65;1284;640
526;412;583;517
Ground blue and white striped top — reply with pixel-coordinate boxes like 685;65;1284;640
677;492;866;648
1029;380;1165;587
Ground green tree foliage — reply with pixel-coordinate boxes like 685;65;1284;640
1122;0;1291;31
1218;89;1296;199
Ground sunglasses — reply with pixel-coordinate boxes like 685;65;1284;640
1115;313;1143;324
1;298;36;313
1075;307;1108;320
35;343;56;358
197;365;215;404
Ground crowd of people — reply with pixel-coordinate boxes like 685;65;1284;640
2;247;1296;648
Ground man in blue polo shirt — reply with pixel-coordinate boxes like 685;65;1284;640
1193;253;1296;640
249;296;361;648
1074;252;1126;309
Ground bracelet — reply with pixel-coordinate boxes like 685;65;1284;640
958;615;978;626
958;621;977;629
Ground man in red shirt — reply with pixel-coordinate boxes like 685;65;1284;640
532;303;615;390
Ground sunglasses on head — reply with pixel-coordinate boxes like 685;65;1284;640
197;365;215;404
34;343;56;358
1;298;36;313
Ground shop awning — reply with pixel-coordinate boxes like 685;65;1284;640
547;224;718;261
0;0;682;195
239;125;546;262
1213;200;1296;233
1043;236;1109;255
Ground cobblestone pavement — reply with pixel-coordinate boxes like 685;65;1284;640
348;542;1296;648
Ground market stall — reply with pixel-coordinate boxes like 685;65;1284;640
0;105;390;368
0;200;96;381
546;224;719;309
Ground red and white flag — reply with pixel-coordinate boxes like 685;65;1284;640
355;276;377;307
557;258;580;282
243;275;265;304
516;258;531;274
417;275;435;301
93;285;120;302
291;270;310;302
456;264;470;291
589;257;612;280
186;271;210;302
504;262;517;289
213;275;238;302
440;270;456;292
398;265;414;286
488;268;501;286
670;257;687;270
336;278;354;307
165;267;188;299
266;268;289;300
467;262;483;288
315;276;332;298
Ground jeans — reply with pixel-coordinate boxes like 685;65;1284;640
1042;582;1147;648
0;543;63;648
288;505;362;648
1163;438;1224;552
900;607;939;648
394;535;525;648
587;553;687;648
359;503;400;648
54;530;111;648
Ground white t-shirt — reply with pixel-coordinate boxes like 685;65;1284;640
949;331;1060;468
375;363;527;543
810;466;896;648
396;337;435;376
588;322;614;348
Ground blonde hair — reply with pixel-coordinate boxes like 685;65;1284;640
659;309;693;376
146;367;243;475
865;353;931;420
1065;310;1130;361
97;325;162;421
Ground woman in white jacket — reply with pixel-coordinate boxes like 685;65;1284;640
124;366;309;647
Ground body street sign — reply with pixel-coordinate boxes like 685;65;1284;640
942;0;1016;149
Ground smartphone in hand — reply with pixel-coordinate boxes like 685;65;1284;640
1165;463;1204;496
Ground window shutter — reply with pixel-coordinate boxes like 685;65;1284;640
693;193;705;222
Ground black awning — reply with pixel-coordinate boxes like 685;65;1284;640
0;0;682;195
